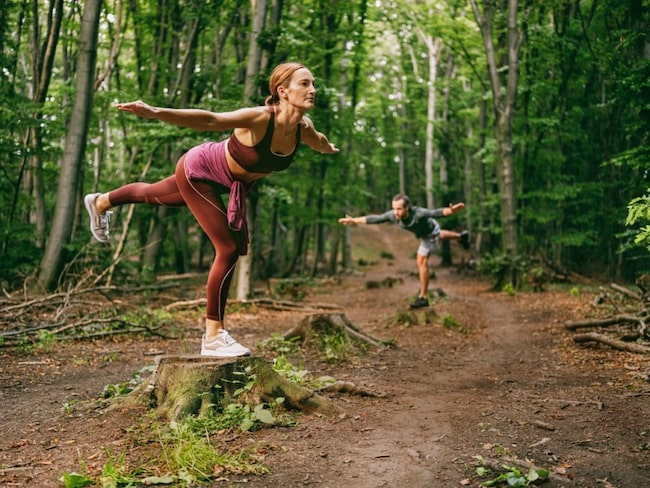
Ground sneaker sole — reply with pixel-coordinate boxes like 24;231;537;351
200;348;251;358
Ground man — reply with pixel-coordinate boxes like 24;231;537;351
339;193;469;309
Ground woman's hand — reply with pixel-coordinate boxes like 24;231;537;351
116;100;157;119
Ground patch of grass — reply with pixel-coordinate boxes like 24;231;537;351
157;419;270;479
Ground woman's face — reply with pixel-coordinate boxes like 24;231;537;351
281;68;316;110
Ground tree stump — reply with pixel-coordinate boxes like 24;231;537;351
120;356;340;420
282;312;390;348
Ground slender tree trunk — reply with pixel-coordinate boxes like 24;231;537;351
470;0;521;282
38;0;102;291
236;0;267;299
420;34;442;209
23;0;63;247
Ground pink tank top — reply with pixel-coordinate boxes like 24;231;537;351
227;106;301;172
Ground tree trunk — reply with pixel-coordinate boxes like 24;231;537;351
236;0;267;299
38;0;102;291
470;0;522;283
420;34;442;209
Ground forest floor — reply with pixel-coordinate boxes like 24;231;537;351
1;224;650;488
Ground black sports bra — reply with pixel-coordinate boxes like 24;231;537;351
228;107;301;173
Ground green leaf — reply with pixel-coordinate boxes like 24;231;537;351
240;418;255;432
60;472;93;488
253;404;276;424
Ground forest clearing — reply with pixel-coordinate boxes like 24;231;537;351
1;224;649;488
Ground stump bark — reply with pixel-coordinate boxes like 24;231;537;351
120;355;340;420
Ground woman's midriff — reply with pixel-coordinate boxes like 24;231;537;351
225;141;270;184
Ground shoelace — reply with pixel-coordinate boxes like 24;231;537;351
220;330;236;345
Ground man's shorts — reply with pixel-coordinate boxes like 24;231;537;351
417;233;440;257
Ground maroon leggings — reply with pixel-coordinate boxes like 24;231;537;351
108;156;238;321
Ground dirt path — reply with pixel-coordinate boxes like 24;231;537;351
1;225;649;487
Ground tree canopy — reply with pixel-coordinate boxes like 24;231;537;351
0;0;647;292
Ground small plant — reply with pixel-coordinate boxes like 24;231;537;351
259;333;302;356
442;314;461;329
570;286;580;296
502;282;516;296
476;461;549;487
60;471;93;488
272;355;309;385
36;329;57;348
62;400;78;415
312;330;353;363
98;450;137;488
101;364;153;398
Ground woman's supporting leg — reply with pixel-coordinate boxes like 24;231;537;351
174;158;250;357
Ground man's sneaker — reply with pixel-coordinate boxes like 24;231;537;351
459;230;470;250
201;329;251;358
84;193;112;243
410;296;429;309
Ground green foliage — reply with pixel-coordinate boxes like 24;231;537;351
626;189;650;251
259;333;303;357
441;314;461;329
476;461;549;487
312;330;355;363
3;0;648;290
272;354;309;385
102;364;155;399
98;451;138;488
60;472;93;488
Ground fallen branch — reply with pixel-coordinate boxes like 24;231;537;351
573;332;650;354
609;282;641;300
565;314;644;331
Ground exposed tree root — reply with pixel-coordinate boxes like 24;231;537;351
315;380;384;397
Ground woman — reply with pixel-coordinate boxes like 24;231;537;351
84;62;339;358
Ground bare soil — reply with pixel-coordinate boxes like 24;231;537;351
1;224;649;488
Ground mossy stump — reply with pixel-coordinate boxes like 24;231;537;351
123;355;340;420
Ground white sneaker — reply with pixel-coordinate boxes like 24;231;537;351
84;193;112;242
201;330;251;358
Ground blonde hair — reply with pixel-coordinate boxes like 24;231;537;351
265;62;307;106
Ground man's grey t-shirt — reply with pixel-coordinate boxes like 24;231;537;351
365;206;444;239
